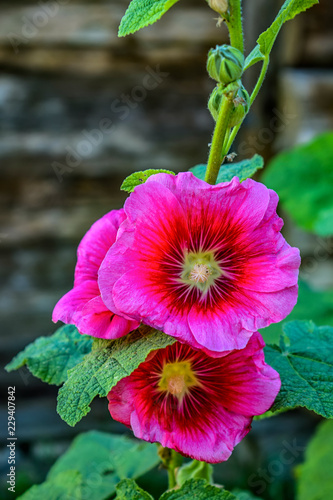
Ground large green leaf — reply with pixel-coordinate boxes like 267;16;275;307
262;132;333;236
260;281;333;345
19;431;160;500
57;326;175;426
190;155;264;184
121;169;175;193
116;479;154;499
257;0;319;55
297;420;333;500
119;0;180;37
18;470;83;500
5;324;92;386
264;321;333;418
160;479;236;499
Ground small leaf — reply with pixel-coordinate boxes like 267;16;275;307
244;46;265;71
160;479;236;499
19;431;159;500
190;155;264;183
297;420;333;500
262;132;333;236
121;169;175;193
116;479;154;499
18;470;83;500
177;460;213;488
119;0;180;37
57;326;176;426
264;320;333;418
257;0;319;55
5;324;92;386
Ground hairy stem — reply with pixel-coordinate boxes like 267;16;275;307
224;54;270;155
226;0;244;52
205;94;234;185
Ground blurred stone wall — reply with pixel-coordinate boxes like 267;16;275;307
0;0;332;496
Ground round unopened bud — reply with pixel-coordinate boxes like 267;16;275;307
229;84;250;127
208;83;250;126
208;0;228;14
207;45;244;85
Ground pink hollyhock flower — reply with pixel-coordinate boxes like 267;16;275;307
107;332;281;463
99;173;300;355
53;210;139;339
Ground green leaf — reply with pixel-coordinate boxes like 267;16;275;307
244;46;265;71
262;132;333;236
18;470;83;500
19;431;160;500
297;420;333;500
121;169;175;193
116;479;154;499
57;326;176;426
5;324;93;386
160;479;236;500
189;164;206;180
119;0;180;37
257;0;319;55
177;460;213;488
264;320;333;418
260;281;333;345
190;155;264;183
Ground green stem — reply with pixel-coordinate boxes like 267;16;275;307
168;467;176;489
205;93;234;185
157;445;183;489
226;0;244;52
224;54;270;155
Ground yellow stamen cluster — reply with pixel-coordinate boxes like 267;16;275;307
189;264;212;284
158;361;199;401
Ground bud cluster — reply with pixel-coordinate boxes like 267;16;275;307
207;45;249;126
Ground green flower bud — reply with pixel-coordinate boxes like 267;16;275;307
208;83;250;127
208;86;223;121
207;0;228;14
229;84;250;127
207;45;244;85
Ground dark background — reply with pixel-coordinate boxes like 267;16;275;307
1;0;333;498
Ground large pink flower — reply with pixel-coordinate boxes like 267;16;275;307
53;210;139;339
99;173;300;355
107;332;281;463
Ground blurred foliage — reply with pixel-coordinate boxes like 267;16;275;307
296;420;333;500
19;431;160;500
262;132;333;236
261;281;333;345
